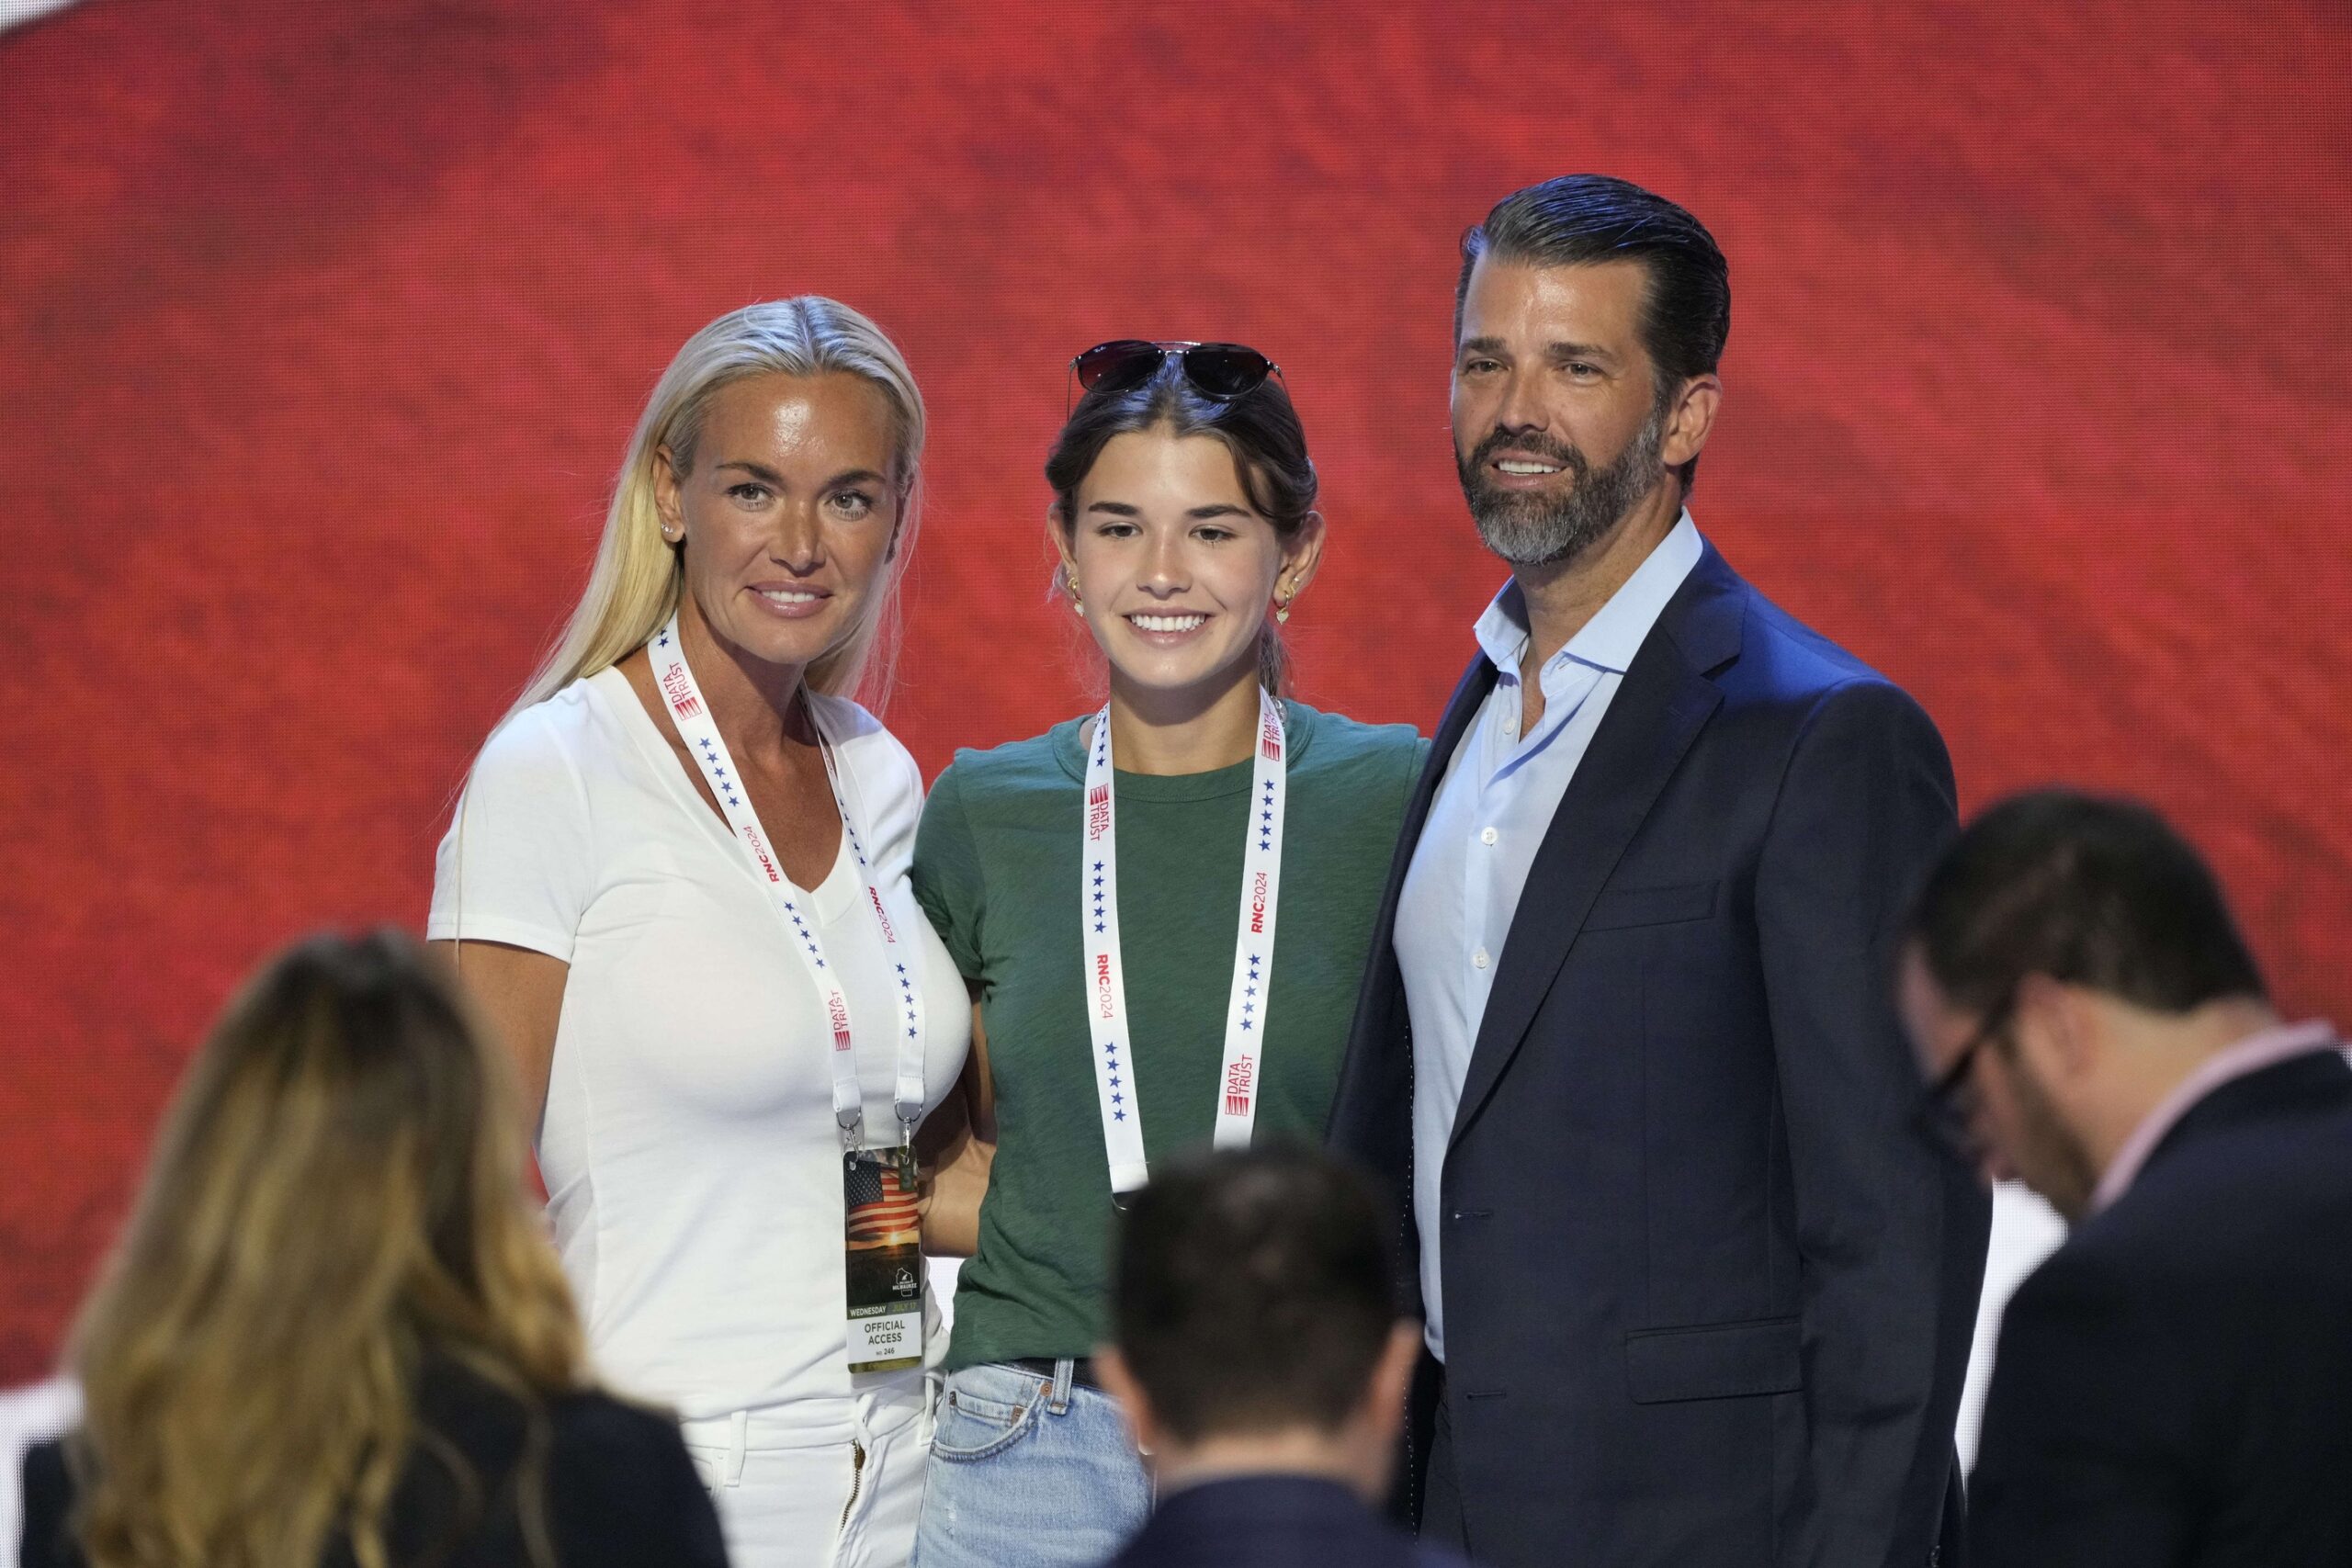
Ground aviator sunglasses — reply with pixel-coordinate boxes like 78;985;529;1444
1067;339;1282;413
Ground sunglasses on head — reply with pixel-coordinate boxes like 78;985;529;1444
1067;340;1281;412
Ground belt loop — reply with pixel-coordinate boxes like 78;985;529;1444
725;1409;748;1487
1048;1357;1075;1415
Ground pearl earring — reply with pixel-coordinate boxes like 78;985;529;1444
1067;570;1084;615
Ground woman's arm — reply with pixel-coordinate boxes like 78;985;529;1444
430;938;569;1136
919;986;995;1257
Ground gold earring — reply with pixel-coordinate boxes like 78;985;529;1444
1274;587;1294;625
1067;570;1084;615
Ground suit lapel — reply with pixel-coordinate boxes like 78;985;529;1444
1405;656;1496;869
1448;547;1746;1149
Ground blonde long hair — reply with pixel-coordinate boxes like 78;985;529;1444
506;297;927;725
63;931;587;1568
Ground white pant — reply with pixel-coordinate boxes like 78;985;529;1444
683;1382;931;1568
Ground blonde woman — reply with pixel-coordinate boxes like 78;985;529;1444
18;929;727;1568
427;298;969;1567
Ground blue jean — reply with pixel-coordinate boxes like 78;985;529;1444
911;1359;1150;1568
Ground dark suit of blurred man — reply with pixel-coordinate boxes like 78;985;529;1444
1329;174;1990;1568
1903;788;2352;1566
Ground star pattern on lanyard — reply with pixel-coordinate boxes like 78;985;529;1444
695;736;736;801
784;903;825;966
1091;859;1109;934
655;629;672;649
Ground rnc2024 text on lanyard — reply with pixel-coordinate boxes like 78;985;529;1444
650;613;928;1373
1081;689;1288;1196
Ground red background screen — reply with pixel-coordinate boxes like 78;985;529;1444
3;1;2347;1382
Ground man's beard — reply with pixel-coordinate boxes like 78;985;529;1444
2004;1053;2104;1224
1456;407;1667;570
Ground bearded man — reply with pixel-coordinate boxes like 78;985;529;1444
1329;175;1990;1568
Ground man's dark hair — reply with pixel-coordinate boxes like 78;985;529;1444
1906;788;2267;1019
1455;174;1730;490
1111;1145;1398;1445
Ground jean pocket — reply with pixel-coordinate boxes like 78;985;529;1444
929;1366;1046;1461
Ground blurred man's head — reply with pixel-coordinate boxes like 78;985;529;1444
1099;1146;1419;1502
1900;789;2276;1221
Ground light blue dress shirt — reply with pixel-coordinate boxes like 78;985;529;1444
1396;513;1704;1359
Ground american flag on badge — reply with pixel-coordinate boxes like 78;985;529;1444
845;1159;922;1248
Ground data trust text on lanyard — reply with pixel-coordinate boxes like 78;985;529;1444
1082;688;1287;1195
650;614;925;1149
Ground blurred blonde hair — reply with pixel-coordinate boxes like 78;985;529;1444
506;296;927;725
63;930;587;1568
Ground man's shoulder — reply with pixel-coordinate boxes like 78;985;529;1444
1653;547;1927;748
2088;1082;2352;1262
1676;564;1944;782
1111;1475;1442;1568
1706;565;1898;700
2017;1089;2352;1348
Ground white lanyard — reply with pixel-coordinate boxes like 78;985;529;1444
1081;688;1288;1194
650;614;926;1144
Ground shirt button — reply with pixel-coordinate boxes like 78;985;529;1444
1473;948;1490;970
1480;827;1498;846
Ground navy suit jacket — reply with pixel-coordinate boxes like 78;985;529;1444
1329;541;1990;1568
1107;1474;1472;1568
1972;1046;2352;1566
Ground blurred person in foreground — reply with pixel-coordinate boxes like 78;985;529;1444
1901;789;2352;1566
1094;1147;1469;1568
17;929;726;1568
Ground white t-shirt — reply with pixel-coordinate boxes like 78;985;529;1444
427;666;969;1424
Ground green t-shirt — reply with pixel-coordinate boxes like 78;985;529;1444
913;701;1426;1369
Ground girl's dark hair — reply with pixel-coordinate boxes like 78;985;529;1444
1046;360;1317;695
